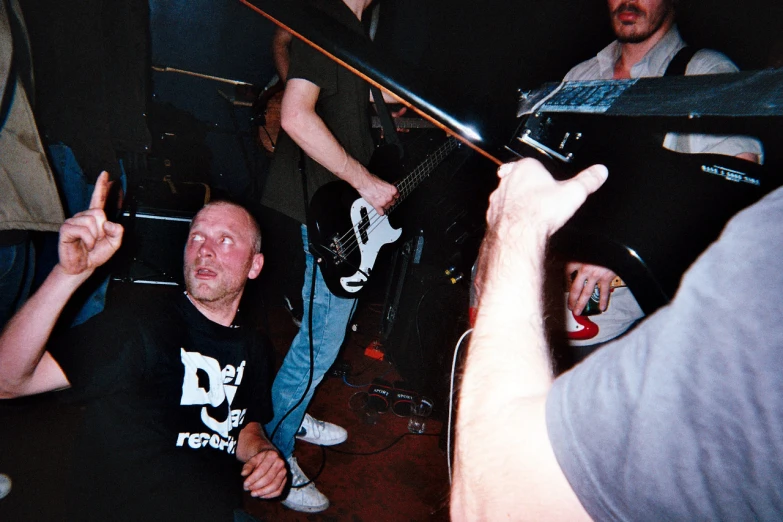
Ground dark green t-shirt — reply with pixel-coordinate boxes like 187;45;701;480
261;0;374;225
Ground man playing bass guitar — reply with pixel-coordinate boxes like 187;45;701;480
259;0;397;513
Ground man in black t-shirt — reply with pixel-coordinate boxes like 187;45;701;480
259;0;399;513
0;173;286;521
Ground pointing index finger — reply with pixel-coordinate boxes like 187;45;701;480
89;171;111;211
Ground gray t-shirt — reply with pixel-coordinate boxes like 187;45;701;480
547;185;783;520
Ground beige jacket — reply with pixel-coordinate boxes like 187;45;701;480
0;0;64;232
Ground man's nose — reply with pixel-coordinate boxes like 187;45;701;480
198;240;215;257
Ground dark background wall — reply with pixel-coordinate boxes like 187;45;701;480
148;0;782;198
149;0;277;201
144;0;782;314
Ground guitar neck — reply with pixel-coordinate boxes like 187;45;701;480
391;137;459;212
371;115;436;129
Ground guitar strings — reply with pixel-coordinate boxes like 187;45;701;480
329;139;458;261
330;142;456;259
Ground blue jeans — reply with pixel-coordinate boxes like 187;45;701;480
47;144;127;326
49;144;92;217
0;239;35;330
264;225;356;458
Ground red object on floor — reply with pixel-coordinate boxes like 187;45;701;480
364;340;385;361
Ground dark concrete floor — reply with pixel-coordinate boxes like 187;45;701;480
247;295;453;522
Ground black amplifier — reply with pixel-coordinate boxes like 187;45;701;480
114;177;210;285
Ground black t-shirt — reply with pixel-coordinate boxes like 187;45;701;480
49;292;273;521
261;0;375;225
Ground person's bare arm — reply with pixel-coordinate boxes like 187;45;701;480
451;159;608;521
280;78;398;214
735;151;760;164
0;173;123;398
272;28;293;82
237;422;287;498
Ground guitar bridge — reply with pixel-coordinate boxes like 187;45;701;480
329;235;347;265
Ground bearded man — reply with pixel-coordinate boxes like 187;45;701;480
562;0;763;348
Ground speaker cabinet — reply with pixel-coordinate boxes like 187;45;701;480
115;179;209;285
381;237;470;413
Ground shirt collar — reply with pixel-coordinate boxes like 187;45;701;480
630;24;685;77
596;40;623;79
182;291;242;329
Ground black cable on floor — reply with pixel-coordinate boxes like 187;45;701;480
291;446;328;489
327;432;440;456
294;431;441;487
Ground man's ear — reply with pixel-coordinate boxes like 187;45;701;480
248;253;264;280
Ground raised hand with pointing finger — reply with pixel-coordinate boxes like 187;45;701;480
57;171;124;278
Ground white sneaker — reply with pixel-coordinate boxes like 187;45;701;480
282;456;330;513
295;413;347;446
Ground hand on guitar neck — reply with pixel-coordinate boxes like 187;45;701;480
338;156;398;216
308;137;459;298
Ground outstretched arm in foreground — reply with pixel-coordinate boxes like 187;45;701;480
0;172;123;398
451;159;608;521
237;422;287;498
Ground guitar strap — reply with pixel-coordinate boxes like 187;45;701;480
370;84;404;158
663;46;700;77
299;148;310;221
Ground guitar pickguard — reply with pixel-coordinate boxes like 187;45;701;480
339;197;402;293
308;138;458;298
